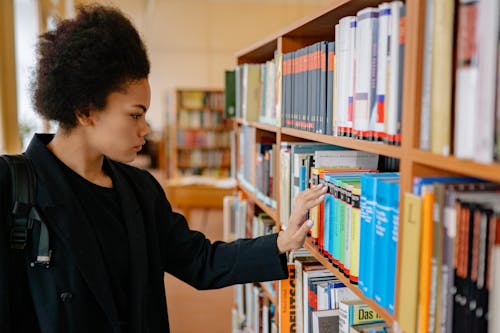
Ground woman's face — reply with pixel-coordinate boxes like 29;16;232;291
85;78;151;163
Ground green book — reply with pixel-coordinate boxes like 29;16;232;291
224;70;235;118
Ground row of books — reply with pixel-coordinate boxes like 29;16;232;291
399;177;500;333
255;143;277;202
223;196;278;333
281;1;404;143
223;194;276;243
177;109;224;128
299;168;401;315
228;58;279;125
179;90;223;110
176;130;230;148
225;1;405;145
233;283;277;333
177;167;230;177
177;150;230;168
277;142;380;225
279;250;391;333
419;0;500;163
237;125;278;208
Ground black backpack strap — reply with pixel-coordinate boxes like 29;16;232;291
0;154;51;267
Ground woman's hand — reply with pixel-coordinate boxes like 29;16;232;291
276;184;328;254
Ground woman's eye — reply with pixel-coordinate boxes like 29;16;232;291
131;114;142;120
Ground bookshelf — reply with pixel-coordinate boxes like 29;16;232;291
229;0;500;332
169;89;231;178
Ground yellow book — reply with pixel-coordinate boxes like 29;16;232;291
349;185;361;283
417;186;434;333
398;193;423;333
430;0;455;155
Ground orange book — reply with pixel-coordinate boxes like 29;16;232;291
279;264;297;333
417;187;434;332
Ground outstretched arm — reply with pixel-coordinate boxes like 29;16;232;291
276;184;328;253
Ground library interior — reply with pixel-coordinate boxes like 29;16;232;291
1;0;499;332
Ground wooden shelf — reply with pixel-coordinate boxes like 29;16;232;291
177;126;229;131
281;128;402;158
304;239;394;326
170;89;229;177
411;149;500;183
259;282;277;305
179;106;224;112
177;146;230;150
178;164;230;169
235;118;279;133
237;180;279;222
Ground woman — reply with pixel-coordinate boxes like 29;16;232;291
0;5;327;333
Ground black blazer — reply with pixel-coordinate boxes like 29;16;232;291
0;134;287;333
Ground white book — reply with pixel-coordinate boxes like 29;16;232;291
354;7;379;139
316;282;331;311
223;195;238;242
454;0;479;159
314;150;379;169
279;145;291;228
474;0;499;163
375;2;391;141
336;17;356;136
346;16;357;137
334;23;342;136
262;302;269;333
386;1;404;143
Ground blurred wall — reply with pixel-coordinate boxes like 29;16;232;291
82;0;331;131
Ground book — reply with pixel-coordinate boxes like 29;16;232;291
387;180;400;314
375;2;391;141
225;70;236;118
354;7;379;140
279;264;297;333
385;1;405;145
242;63;261;122
488;216;500;333
474;0;500;163
430;0;455;155
419;0;435;150
358;173;399;298
294;256;319;333
373;178;400;309
312;309;340;333
397;193;423;333
417;184;434;332
349;322;388;333
453;0;479;159
338;299;383;333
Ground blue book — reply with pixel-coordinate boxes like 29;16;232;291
326;174;365;271
373;178;399;308
387;180;400;314
322;177;335;261
358;173;399;299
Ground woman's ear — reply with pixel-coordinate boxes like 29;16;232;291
75;110;94;127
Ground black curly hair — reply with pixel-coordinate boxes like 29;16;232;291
33;5;150;130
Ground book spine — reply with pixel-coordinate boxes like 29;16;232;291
454;0;479;159
349;187;361;284
430;0;455;155
419;0;435;150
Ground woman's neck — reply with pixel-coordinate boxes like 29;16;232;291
47;129;112;187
